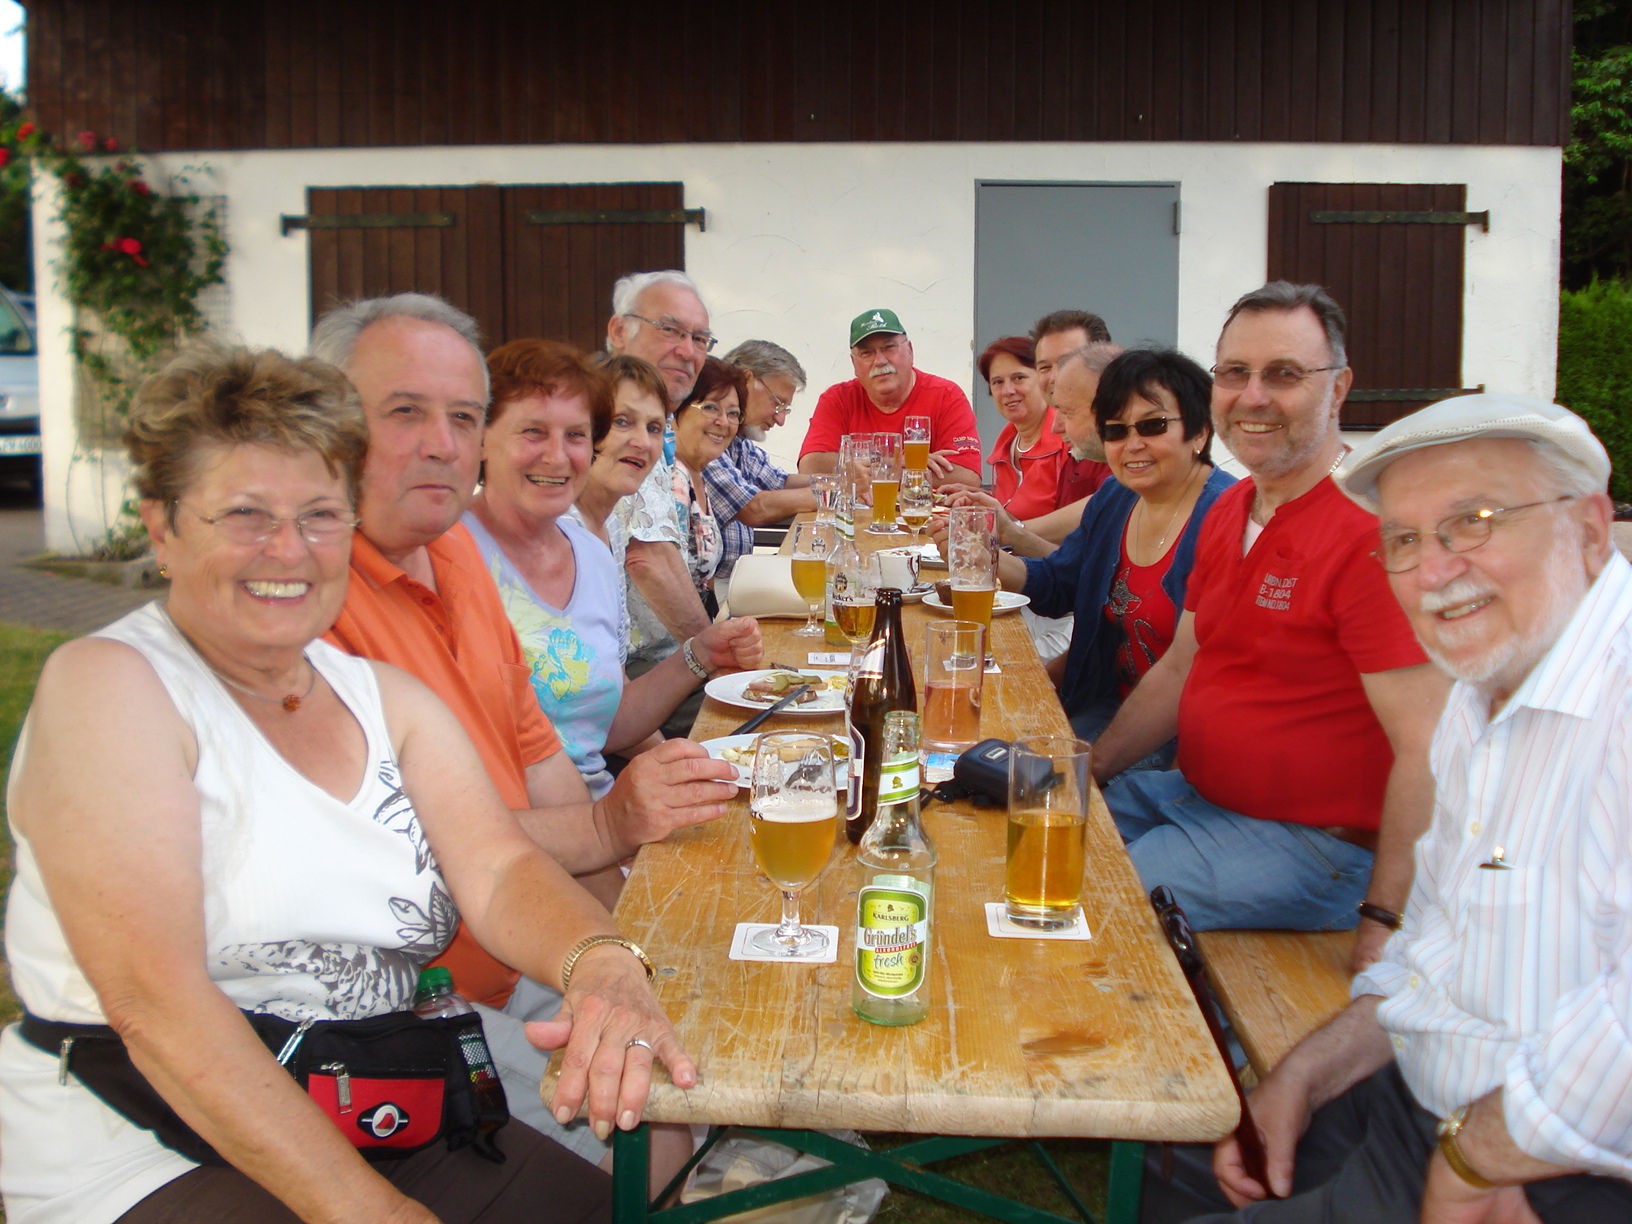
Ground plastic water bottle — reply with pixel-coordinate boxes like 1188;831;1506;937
413;967;507;1137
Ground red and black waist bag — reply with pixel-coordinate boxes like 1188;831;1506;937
21;1007;510;1165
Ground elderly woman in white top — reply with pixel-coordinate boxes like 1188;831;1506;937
0;344;683;1224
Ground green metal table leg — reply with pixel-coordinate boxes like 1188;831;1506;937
613;1124;652;1224
1104;1140;1144;1224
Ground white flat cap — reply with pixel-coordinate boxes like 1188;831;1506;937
1339;392;1610;512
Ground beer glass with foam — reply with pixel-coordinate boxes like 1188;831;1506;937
748;732;841;956
1004;737;1091;930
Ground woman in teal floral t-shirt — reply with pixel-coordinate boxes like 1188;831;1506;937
465;343;760;796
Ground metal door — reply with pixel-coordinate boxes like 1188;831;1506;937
974;182;1180;446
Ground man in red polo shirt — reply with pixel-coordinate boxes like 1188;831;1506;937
1090;282;1449;971
797;308;982;488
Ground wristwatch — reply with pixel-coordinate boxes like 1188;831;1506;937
1436;1104;1497;1190
560;935;656;992
681;637;711;680
1357;901;1402;930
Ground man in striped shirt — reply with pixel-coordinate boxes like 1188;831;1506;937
1149;394;1632;1221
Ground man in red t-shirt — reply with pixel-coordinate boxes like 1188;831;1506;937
1089;282;1449;971
797;308;982;488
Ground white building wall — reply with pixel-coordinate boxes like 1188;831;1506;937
35;140;1561;551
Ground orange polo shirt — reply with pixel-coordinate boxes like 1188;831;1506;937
326;524;561;1007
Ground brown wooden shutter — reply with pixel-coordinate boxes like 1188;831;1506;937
1267;182;1481;428
302;183;688;353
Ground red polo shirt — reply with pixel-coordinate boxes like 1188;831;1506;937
326;524;562;1006
1176;477;1426;831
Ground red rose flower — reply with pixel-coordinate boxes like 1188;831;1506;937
77;130;96;150
103;137;118;152
114;236;148;267
16;122;33;139
131;179;150;196
0;149;11;169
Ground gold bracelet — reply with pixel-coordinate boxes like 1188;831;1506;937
1436;1104;1498;1190
560;935;655;993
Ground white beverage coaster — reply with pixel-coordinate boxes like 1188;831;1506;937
729;922;841;963
984;902;1092;940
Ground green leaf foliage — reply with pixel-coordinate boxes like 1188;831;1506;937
1557;280;1632;503
0;118;227;418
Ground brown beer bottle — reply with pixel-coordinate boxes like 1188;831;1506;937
845;587;917;844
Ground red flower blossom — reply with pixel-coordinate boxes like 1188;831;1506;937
77;130;96;150
113;236;148;267
131;179;150;196
15;122;33;140
0;149;11;169
103;137;118;152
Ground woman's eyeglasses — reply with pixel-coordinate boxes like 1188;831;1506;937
180;503;358;546
1099;416;1176;443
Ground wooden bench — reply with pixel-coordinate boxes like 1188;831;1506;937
1195;930;1356;1081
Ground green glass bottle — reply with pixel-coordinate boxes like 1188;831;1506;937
853;710;936;1026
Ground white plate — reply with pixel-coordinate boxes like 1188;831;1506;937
699;734;853;788
703;669;848;714
921;591;1030;616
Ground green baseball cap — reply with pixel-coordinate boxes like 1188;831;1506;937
850;308;905;347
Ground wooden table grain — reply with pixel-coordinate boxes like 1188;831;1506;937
607;597;1238;1145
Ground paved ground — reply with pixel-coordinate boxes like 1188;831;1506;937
0;483;155;635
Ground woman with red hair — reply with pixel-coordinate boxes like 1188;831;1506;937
981;336;1072;519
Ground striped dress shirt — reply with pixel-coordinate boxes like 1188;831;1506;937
1355;550;1632;1178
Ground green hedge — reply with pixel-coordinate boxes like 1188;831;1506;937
1558;279;1632;503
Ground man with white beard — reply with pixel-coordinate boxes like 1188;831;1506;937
797;308;982;488
1145;393;1632;1223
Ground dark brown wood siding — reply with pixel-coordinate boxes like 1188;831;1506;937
1267;182;1473;428
22;0;1570;152
306;183;686;352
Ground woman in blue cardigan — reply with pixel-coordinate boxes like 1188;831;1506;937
1011;348;1235;750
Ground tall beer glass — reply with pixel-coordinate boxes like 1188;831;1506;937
866;433;904;534
902;415;931;471
1005;737;1091;930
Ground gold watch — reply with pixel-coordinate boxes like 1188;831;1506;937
560;934;655;992
1436;1104;1498;1190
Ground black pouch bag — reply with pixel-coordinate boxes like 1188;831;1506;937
21;1007;509;1165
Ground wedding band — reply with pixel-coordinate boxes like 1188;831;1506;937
627;1038;654;1052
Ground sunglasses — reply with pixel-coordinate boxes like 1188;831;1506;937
1098;416;1177;443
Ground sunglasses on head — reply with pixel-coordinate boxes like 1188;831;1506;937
1098;416;1176;443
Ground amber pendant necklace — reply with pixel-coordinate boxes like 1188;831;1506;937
213;664;317;713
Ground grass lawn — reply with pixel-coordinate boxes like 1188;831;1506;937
0;620;1113;1221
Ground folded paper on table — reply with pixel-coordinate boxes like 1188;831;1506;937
727;555;811;619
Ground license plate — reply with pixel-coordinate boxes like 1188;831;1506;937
0;434;41;455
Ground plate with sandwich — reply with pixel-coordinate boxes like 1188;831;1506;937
703;669;848;714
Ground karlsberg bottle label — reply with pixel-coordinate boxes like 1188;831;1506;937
877;756;920;807
856;877;929;998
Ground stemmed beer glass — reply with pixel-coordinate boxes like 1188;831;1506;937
898;470;934;544
747;733;841;957
789;519;836;637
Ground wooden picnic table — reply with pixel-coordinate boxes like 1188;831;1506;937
582;518;1239;1222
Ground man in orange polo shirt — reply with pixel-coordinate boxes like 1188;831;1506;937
311;293;739;1177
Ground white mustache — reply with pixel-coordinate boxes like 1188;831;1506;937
1419;578;1494;614
870;364;897;378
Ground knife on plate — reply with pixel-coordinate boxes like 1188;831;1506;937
729;684;812;736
